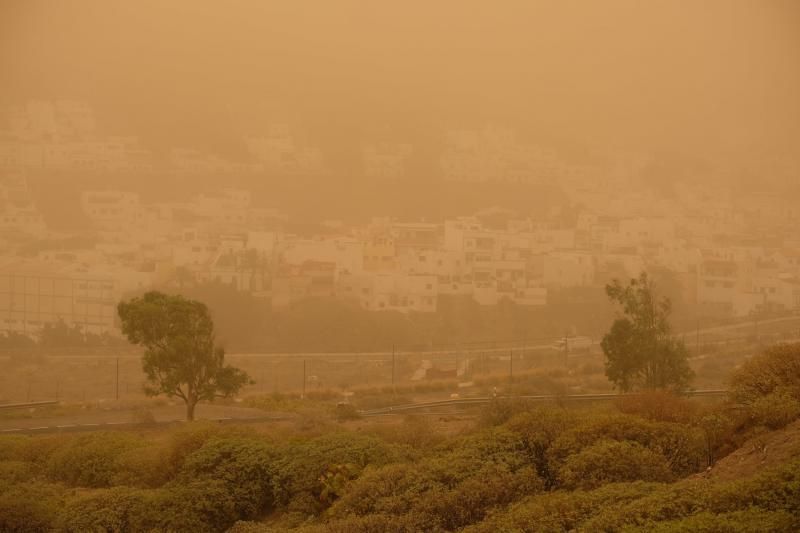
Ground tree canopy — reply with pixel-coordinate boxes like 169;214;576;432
117;291;251;420
601;273;693;392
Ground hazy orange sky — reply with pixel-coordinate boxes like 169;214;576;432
2;0;799;164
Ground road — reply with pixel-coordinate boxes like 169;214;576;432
0;403;284;434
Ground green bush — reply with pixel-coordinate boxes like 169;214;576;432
633;508;796;532
0;436;26;461
161;421;258;478
0;481;65;533
478;397;536;427
46;431;147;487
432;427;533;481
334;403;361;421
0;460;38;483
291;512;441;533
178;436;278;520
415;465;541;530
548;414;706;479
113;444;170;487
365;415;446;449
747;388;800;429
58;486;155;533
581;481;708;531
154;479;244;532
59;480;251;533
462;482;663;533
707;458;800;516
0;434;70;465
271;432;411;516
504;408;580;487
330;462;440;517
557;440;674;489
729;343;800;404
581;458;800;531
614;390;696;424
329;428;543;529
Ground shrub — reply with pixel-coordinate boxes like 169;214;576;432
729;343;800;404
59;480;246;533
0;434;70;465
429;428;532;484
329;428;543;528
271;432;410;515
291;512;441;533
366;415;446;449
46;432;146;487
0;460;38;483
615;390;696;423
58;486;155;533
478;397;535;427
415;465;541;530
178;437;278;520
504;408;579;487
548;414;706;479
154;479;243;532
582;458;800;530
0;481;65;533
228;521;285;533
639;508;796;532
462;481;663;533
329;462;440;517
696;411;739;466
161;420;258;478
0;436;26;461
557;440;674;489
334;403;361;421
113;444;170;487
581;481;708;531
707;458;800;516
747;388;800;429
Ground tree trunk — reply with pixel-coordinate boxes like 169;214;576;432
186;398;197;421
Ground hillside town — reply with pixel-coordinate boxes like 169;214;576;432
1;101;799;338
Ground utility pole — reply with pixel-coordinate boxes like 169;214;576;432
391;343;396;396
115;356;119;401
509;348;513;383
754;313;759;344
302;359;306;399
696;319;700;355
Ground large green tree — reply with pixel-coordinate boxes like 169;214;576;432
601;273;693;392
117;291;251;420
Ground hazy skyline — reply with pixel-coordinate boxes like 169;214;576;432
2;0;799;169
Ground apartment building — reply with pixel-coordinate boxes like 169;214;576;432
337;272;437;313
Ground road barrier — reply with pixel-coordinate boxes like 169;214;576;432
359;389;729;416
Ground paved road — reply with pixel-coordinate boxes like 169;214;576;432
0;403;283;434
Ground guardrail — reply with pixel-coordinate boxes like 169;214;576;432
359;389;729;416
0;400;59;410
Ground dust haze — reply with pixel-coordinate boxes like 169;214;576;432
1;3;800;531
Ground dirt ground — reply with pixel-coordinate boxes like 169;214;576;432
705;419;800;482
